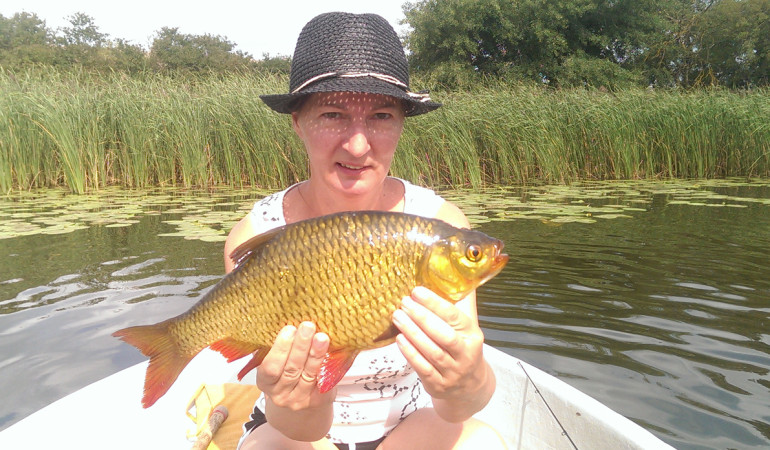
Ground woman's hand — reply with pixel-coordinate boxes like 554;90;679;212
257;322;334;410
256;322;336;440
392;287;495;421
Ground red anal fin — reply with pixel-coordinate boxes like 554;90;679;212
317;349;359;393
237;347;270;380
210;338;260;363
113;320;194;408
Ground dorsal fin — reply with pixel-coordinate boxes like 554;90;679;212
229;225;286;269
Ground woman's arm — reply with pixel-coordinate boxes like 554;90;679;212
223;216;254;273
393;201;497;422
258;322;336;441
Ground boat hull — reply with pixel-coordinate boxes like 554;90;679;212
0;345;672;449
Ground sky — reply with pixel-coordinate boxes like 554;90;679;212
1;0;411;58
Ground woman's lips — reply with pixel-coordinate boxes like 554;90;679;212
337;162;367;173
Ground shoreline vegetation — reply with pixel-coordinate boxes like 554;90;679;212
1;70;768;195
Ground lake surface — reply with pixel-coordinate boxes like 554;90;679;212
1;180;768;449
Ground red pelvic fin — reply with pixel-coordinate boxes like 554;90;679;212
112;320;194;408
237;347;270;381
317;349;359;393
210;338;260;363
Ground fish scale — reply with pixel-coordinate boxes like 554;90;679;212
113;211;508;408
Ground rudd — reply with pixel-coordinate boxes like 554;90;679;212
113;211;508;408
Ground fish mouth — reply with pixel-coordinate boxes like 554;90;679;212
492;240;509;271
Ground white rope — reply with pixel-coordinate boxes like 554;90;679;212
291;72;432;103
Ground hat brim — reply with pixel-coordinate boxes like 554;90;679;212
260;77;441;117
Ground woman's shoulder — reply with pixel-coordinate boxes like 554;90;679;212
399;178;443;217
223;186;293;272
397;178;469;228
435;200;470;229
223;215;255;273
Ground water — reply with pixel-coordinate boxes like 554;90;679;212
1;180;768;449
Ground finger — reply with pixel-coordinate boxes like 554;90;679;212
298;332;330;387
281;322;316;384
401;295;463;355
395;332;442;385
258;325;297;385
411;286;469;331
393;308;453;377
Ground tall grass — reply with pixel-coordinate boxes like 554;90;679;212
1;69;768;194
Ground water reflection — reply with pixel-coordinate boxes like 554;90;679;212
0;216;225;429
474;184;770;449
0;181;769;449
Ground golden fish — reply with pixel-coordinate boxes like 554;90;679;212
113;211;508;408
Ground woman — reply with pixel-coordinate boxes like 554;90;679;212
225;12;505;450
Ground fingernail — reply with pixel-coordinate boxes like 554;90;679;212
299;322;315;338
282;326;297;339
412;286;430;298
401;296;414;311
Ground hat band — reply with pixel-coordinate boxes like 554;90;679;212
291;72;433;103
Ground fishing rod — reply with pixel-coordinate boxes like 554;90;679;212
517;361;579;450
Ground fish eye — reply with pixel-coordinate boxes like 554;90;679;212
466;244;482;262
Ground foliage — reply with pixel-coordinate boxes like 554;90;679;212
0;12;59;67
404;0;770;89
696;0;770;87
2;4;768;87
403;0;664;88
1;70;768;194
0;11;290;75
148;27;255;73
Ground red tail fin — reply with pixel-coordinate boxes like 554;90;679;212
113;320;194;408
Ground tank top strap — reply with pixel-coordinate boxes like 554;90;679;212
397;178;445;218
247;184;296;236
248;179;444;235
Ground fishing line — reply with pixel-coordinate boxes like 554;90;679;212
517;361;579;450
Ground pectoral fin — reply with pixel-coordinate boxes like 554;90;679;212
373;323;399;344
237;347;270;380
228;226;285;269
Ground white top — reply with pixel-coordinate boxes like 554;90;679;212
244;177;445;444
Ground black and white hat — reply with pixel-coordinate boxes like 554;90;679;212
260;12;441;116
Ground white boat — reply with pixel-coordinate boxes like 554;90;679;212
0;344;673;449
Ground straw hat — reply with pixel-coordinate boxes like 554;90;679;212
260;12;441;116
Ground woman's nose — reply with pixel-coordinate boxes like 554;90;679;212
343;124;371;156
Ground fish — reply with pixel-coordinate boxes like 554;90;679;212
113;211;508;408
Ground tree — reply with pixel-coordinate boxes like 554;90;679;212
105;39;148;74
640;0;769;88
149;27;254;73
60;12;108;47
0;12;58;67
697;0;770;87
58;12;109;67
255;53;291;74
403;0;663;88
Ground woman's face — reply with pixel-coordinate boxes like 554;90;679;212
292;91;405;196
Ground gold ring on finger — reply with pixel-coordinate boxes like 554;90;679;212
300;372;316;383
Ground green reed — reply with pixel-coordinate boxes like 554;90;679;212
1;69;768;194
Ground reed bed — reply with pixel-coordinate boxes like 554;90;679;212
1;69;768;194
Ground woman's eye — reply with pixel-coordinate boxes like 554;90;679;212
322;112;341;119
373;112;392;120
